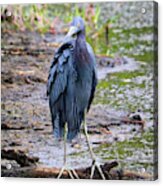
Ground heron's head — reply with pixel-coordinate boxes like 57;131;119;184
64;16;85;44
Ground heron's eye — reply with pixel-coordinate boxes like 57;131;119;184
72;33;77;38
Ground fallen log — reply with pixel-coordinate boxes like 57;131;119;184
1;161;152;180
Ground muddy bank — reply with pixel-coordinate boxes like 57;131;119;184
1;30;155;180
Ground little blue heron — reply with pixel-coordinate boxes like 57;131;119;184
47;16;105;179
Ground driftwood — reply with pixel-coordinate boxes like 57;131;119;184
1;148;151;180
1;161;152;180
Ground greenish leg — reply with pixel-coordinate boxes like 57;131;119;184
57;123;68;179
57;123;79;179
83;110;106;180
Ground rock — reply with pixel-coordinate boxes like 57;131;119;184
1;159;20;170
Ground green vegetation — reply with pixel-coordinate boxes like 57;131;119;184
1;4;154;61
97;70;147;91
95;128;154;172
68;128;154;174
132;52;154;63
1;4;120;56
94;62;153;114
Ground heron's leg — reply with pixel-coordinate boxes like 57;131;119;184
57;124;78;179
57;123;67;179
83;111;106;180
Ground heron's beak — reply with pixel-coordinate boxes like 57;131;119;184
66;26;79;37
63;26;79;44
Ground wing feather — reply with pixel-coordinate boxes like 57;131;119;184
47;45;72;105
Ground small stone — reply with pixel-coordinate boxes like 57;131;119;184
71;142;81;149
141;8;146;14
6;163;12;170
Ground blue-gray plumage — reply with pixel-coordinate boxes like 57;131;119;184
47;16;97;141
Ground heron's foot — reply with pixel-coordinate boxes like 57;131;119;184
57;165;65;179
57;165;79;179
90;159;106;180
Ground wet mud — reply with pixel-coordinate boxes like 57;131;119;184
1;31;154;180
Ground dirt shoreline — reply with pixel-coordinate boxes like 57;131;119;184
1;31;151;179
